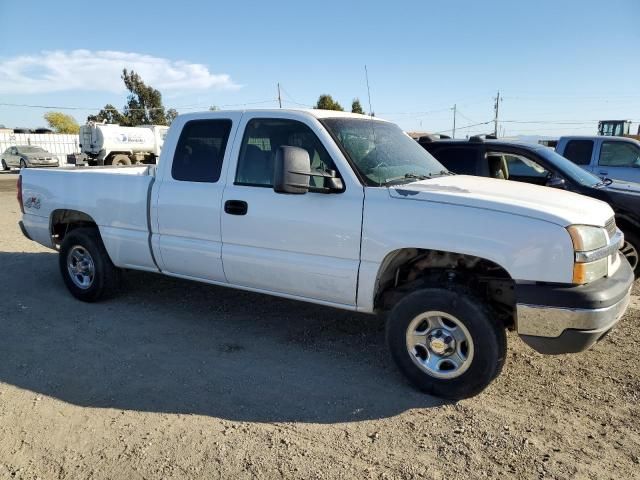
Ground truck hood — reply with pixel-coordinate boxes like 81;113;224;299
603;179;640;195
389;175;613;227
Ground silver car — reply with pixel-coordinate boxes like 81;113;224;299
1;145;60;170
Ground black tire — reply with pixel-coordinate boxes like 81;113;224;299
620;229;640;278
59;227;121;302
20;159;27;169
1;159;8;171
386;287;506;400
110;154;132;166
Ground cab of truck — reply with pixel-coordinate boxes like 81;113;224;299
556;136;640;183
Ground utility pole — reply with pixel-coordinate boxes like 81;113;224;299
277;83;282;108
493;90;500;137
452;104;457;138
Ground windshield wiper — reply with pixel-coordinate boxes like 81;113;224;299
384;173;431;185
384;171;455;185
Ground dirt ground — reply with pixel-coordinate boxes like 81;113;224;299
0;172;638;480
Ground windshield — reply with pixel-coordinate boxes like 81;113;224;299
535;146;603;187
18;146;47;154
321;118;447;185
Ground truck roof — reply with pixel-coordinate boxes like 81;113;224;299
176;108;390;122
420;138;550;152
557;135;636;141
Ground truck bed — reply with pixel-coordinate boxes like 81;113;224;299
21;165;158;271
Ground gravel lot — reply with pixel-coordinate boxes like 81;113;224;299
0;172;638;479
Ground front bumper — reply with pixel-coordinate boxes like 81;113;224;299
515;254;633;354
29;162;59;167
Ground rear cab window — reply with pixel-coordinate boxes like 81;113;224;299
562;140;593;166
172;119;232;183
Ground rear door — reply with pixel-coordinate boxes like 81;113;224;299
595;140;640;183
428;146;484;176
153;114;241;281
220;114;364;306
561;139;595;174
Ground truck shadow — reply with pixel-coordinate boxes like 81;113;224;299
0;251;445;423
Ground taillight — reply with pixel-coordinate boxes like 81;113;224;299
17;175;24;214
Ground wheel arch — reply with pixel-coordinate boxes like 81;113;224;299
371;247;517;327
50;209;100;247
614;213;640;233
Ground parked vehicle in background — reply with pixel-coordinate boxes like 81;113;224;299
556;136;640;183
1;145;59;170
420;137;640;276
18;109;632;399
78;123;169;166
598;120;640;140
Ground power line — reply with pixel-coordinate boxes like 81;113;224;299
433;120;493;135
0;99;279;112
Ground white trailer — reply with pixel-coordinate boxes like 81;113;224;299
79;123;169;166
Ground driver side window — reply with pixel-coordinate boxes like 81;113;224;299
503;154;549;179
235;118;337;187
599;142;640;167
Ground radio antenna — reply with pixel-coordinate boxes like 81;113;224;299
364;65;373;117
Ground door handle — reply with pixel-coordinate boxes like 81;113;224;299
224;200;248;216
599;171;608;176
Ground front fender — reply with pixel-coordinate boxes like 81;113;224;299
356;189;574;312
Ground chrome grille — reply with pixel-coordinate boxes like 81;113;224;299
605;217;616;238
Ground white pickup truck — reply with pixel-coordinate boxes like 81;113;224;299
18;109;633;399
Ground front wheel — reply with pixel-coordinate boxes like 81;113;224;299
386;287;506;399
59;228;121;302
1;159;8;171
620;229;640;278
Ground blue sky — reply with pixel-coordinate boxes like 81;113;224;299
1;0;639;137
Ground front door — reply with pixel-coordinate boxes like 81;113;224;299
221;116;364;306
154;115;240;281
6;147;19;167
596;140;640;183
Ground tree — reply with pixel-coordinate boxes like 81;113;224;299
121;69;167;125
87;104;125;124
88;69;168;126
43;112;80;134
315;94;343;111
351;98;365;115
166;108;179;125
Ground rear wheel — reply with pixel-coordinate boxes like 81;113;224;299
620;229;640;278
20;159;27;169
386;287;506;399
110;154;132;166
59;228;121;302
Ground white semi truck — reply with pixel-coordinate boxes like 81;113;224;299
78;123;169;166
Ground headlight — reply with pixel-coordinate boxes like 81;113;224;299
567;225;608;284
567;225;607;251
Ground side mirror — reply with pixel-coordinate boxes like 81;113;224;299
546;176;566;189
273;146;310;194
322;170;344;191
